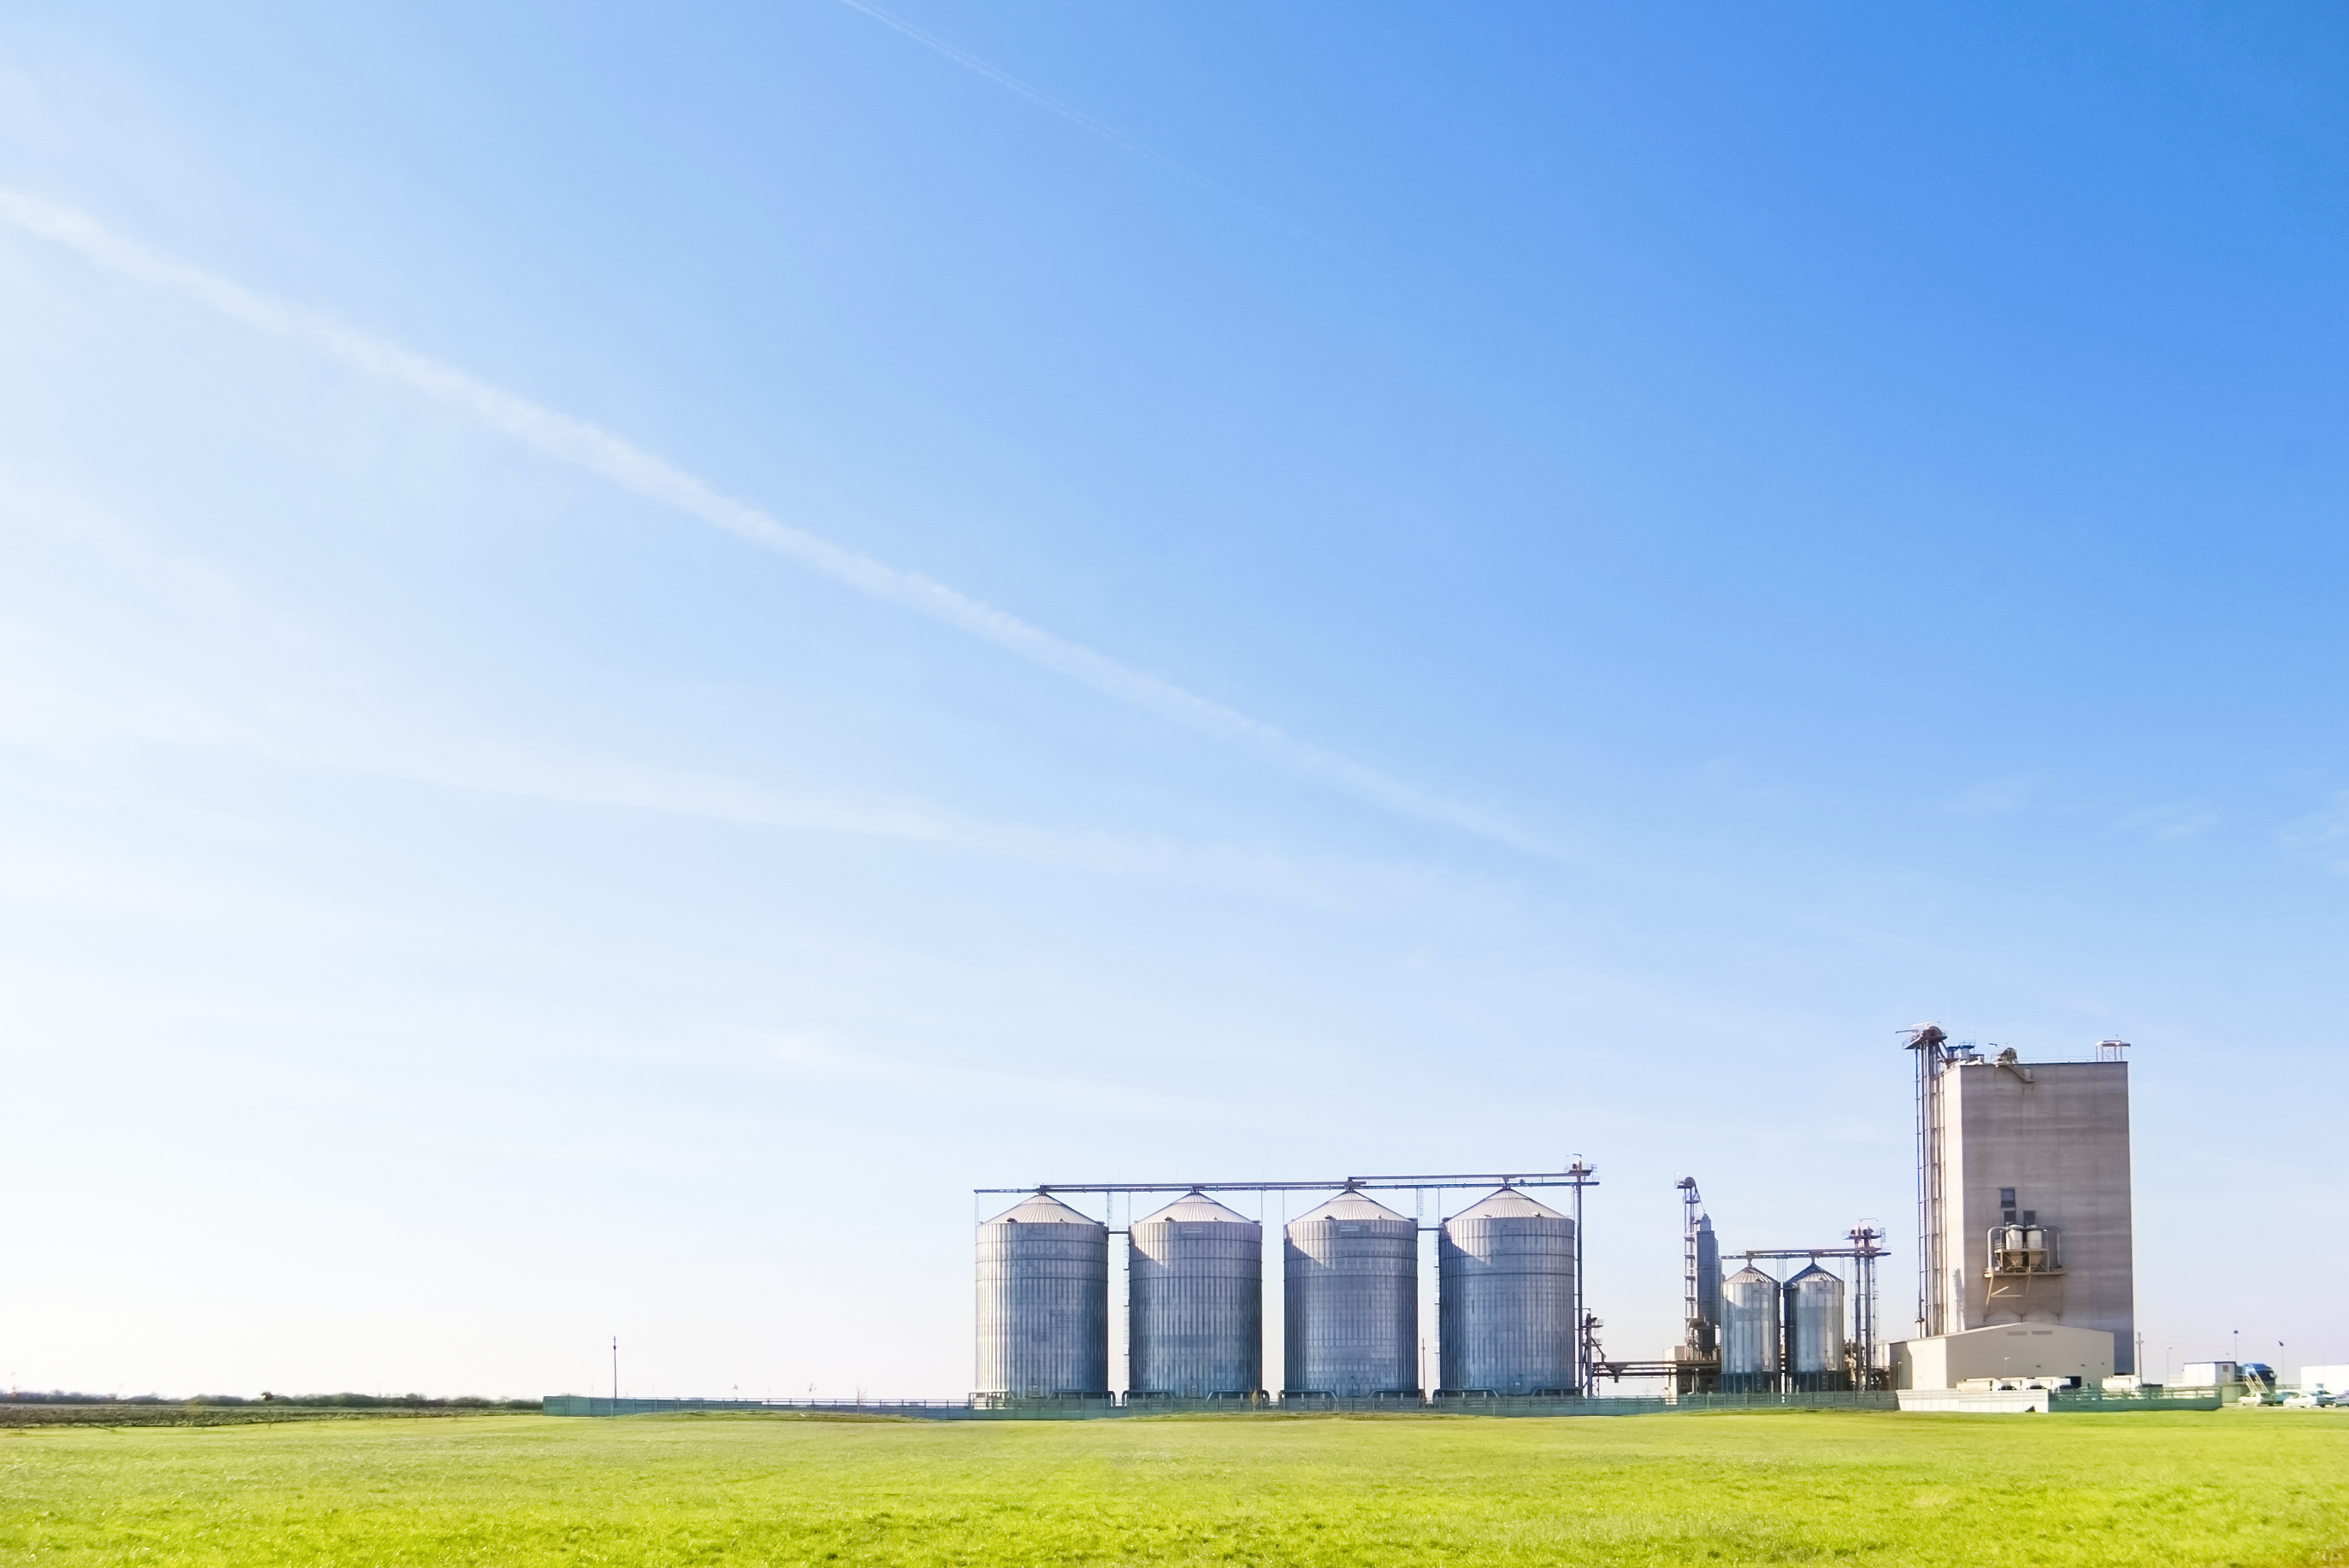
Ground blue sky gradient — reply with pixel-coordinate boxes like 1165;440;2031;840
1;2;2342;1398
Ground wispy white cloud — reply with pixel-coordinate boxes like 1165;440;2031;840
0;189;1543;857
0;471;1361;905
1;461;2080;1036
1950;775;2032;813
830;0;1337;255
2115;802;2220;842
2283;792;2349;872
0;618;1355;906
759;1029;1212;1120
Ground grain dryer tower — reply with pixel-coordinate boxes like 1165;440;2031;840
1897;1030;2136;1387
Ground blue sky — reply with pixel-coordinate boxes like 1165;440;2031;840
1;2;2342;1399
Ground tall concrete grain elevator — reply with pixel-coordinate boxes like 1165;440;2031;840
1895;1030;2136;1388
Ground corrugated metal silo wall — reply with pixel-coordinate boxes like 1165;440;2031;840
1719;1267;1781;1392
1437;1211;1577;1394
1129;1216;1263;1395
1283;1217;1419;1394
974;1216;1109;1396
1785;1267;1850;1390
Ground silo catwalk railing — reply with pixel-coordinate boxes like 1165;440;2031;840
1129;1193;1261;1398
971;1168;1602;1401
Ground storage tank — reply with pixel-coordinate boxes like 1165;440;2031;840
975;1193;1109;1398
1284;1188;1419;1397
1694;1214;1720;1352
1437;1187;1576;1396
1719;1265;1781;1392
1129;1191;1262;1398
1783;1264;1849;1391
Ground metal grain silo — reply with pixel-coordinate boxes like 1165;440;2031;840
974;1193;1108;1399
1129;1192;1262;1398
1783;1264;1849;1391
1284;1189;1418;1397
1437;1187;1576;1396
1719;1265;1782;1393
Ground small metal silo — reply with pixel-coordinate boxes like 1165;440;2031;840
1284;1189;1419;1397
1783;1264;1849;1390
1129;1192;1262;1398
1718;1265;1781;1393
1437;1187;1576;1396
975;1193;1109;1398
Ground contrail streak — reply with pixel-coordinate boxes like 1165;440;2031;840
0;190;1551;856
831;0;1337;256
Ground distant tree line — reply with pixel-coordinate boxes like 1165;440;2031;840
3;1390;536;1409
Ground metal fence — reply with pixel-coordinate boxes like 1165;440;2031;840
3;1402;522;1428
541;1390;1900;1421
541;1397;969;1418
2047;1389;2225;1412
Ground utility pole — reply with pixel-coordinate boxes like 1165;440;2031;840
611;1337;619;1417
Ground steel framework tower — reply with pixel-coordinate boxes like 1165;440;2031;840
1906;1023;1953;1336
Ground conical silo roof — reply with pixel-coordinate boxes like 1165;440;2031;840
984;1193;1103;1227
1137;1193;1256;1226
1291;1190;1409;1225
1446;1188;1567;1223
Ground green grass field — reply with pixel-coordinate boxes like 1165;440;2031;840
5;1408;2345;1565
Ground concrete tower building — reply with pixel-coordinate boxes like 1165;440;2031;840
1895;1030;2136;1388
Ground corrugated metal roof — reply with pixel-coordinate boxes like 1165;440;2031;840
1447;1187;1567;1223
1291;1190;1409;1225
1136;1193;1257;1227
983;1193;1105;1228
